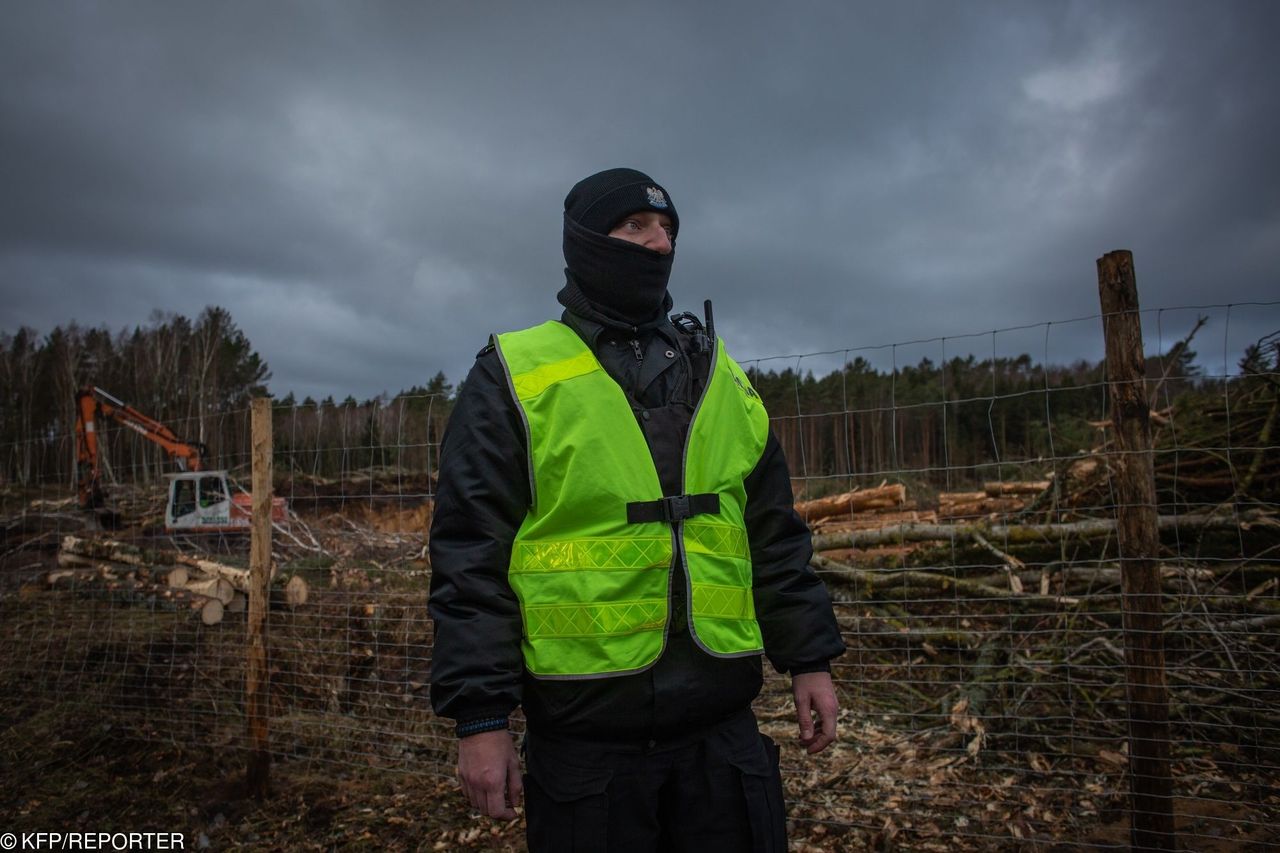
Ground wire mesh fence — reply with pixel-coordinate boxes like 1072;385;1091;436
1;297;1277;849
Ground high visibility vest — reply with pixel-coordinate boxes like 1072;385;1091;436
494;320;769;678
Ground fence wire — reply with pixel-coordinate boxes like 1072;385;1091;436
1;301;1277;850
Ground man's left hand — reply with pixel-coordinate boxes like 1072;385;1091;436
792;670;838;754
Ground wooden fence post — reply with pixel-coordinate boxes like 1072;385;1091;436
245;396;273;799
1097;250;1176;850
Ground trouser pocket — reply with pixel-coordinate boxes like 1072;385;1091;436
705;723;788;853
736;734;787;853
524;739;614;853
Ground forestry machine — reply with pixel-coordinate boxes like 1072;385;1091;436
75;385;285;532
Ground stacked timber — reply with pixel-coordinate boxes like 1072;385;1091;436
796;484;910;526
797;484;936;561
937;481;1050;521
798;480;1056;531
52;535;309;625
44;560;227;625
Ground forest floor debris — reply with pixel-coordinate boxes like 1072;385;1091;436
1;412;1278;850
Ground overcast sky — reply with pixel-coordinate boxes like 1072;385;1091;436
2;1;1277;402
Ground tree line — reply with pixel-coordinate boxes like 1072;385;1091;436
271;372;453;484
748;344;1205;492
1;307;1210;495
0;307;457;493
749;354;1107;489
1;307;270;488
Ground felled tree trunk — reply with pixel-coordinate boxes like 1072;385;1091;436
59;535;309;609
184;576;235;605
42;565;225;625
795;484;906;523
983;481;1050;497
811;508;1275;552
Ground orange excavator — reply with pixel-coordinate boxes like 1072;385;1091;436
75;386;285;532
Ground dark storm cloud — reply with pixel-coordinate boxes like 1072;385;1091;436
1;1;1276;401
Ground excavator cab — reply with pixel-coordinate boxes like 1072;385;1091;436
164;471;286;532
166;472;234;530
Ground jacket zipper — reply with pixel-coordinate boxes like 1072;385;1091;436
629;339;643;364
672;340;718;640
669;519;684;633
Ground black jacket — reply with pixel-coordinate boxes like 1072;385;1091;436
428;307;844;744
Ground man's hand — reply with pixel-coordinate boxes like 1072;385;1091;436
793;670;839;754
457;729;522;819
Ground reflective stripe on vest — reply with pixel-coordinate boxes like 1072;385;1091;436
495;320;768;678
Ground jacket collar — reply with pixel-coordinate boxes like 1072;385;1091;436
561;307;682;352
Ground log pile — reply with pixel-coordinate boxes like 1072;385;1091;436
797;479;1060;533
936;481;1048;521
796;479;1061;560
796;484;909;525
43;561;227;625
796;485;939;562
48;535;310;624
794;352;1280;758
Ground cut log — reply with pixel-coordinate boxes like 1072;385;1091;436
184;577;235;606
173;555;255;590
58;536;310;621
1066;457;1101;482
44;568;99;589
269;576;310;610
937;497;1026;520
59;536;272;595
57;552;96;569
794;484;907;523
59;536;149;567
812;508;1275;552
189;594;224;626
226;592;247;614
983;481;1051;497
41;569;225;626
133;563;185;584
55;553;137;575
285;575;309;608
812;509;939;534
938;491;986;505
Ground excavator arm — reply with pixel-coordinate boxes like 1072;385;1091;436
75;386;207;508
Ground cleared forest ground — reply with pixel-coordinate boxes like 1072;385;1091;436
2;464;1278;850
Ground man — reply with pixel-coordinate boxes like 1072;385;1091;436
428;168;844;851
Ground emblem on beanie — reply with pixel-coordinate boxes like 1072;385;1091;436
645;187;669;209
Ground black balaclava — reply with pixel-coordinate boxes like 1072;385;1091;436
559;168;680;329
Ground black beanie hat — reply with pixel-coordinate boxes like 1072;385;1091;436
563;167;679;239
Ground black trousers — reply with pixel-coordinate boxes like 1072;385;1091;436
523;709;787;853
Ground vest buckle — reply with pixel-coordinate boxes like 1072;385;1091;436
663;495;690;522
625;493;720;525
